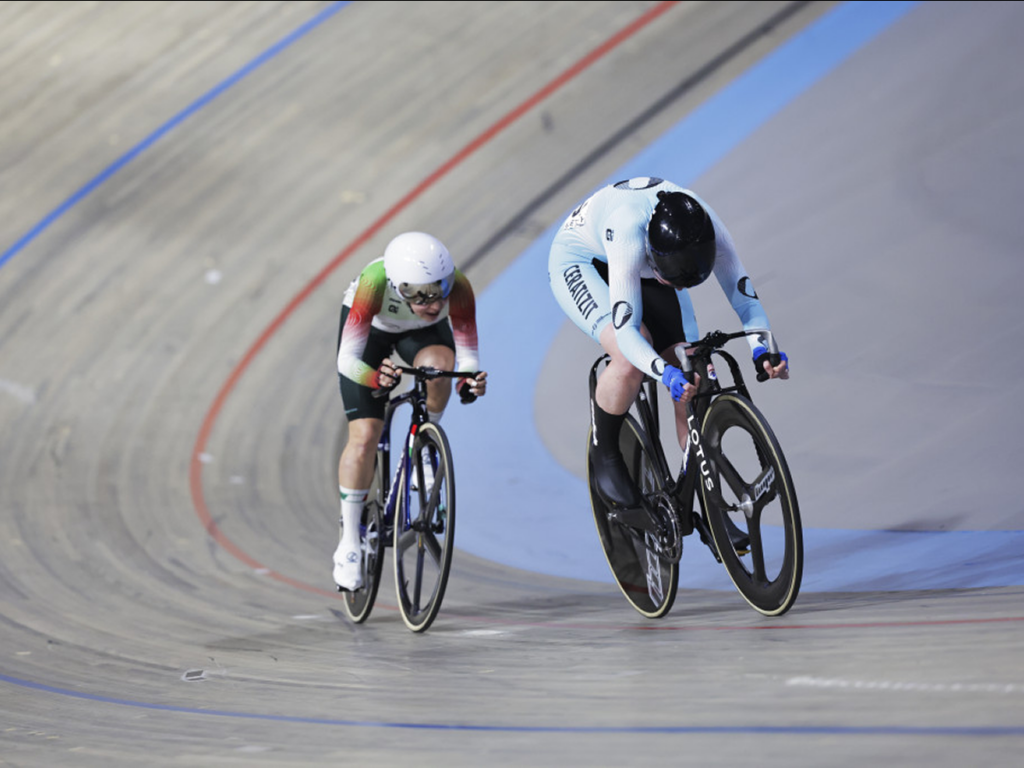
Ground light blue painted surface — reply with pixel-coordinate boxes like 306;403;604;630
444;0;1024;592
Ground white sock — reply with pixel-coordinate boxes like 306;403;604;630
338;486;368;550
427;409;444;424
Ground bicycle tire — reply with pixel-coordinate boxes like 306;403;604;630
587;415;679;619
393;422;456;632
342;453;386;623
699;393;802;616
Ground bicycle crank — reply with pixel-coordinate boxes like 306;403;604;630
651;493;684;564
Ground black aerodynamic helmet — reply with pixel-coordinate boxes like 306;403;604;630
647;190;717;288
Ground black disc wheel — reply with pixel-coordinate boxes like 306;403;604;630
587;415;678;619
699;393;803;616
393;422;456;632
342;454;386;623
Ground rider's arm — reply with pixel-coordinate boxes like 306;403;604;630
446;269;486;399
605;219;669;380
445;269;480;374
337;262;388;388
703;204;771;355
701;202;787;377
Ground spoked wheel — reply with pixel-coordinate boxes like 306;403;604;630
700;393;803;616
393;422;456;632
587;416;679;619
342;453;386;623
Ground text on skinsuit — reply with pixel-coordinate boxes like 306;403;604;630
687;413;715;492
562;265;599;320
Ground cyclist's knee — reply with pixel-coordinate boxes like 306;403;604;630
603;355;646;387
413;344;454;370
343;419;382;456
425;380;453;415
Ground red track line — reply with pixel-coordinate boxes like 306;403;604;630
188;2;679;599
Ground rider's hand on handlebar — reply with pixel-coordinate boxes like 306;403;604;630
753;347;789;382
661;365;699;404
374;358;401;391
457;371;487;403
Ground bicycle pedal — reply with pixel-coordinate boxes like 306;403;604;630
729;531;750;556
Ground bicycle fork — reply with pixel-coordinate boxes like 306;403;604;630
675;406;723;564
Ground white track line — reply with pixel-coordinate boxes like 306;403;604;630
788;676;1024;694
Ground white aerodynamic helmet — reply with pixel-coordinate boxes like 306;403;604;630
383;231;455;305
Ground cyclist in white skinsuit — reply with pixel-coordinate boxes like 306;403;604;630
549;176;789;509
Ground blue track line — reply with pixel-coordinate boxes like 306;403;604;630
2;672;1021;735
0;1;351;271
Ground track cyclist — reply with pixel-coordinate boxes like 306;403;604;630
334;231;487;591
548;176;789;512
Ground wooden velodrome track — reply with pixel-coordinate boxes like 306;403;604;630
1;2;1023;766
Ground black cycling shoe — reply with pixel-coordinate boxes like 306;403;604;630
591;449;643;510
590;403;642;509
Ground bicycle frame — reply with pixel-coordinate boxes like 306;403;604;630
590;328;779;561
588;328;802;616
374;365;473;537
345;364;478;630
375;374;434;534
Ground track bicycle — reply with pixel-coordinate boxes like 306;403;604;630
341;366;477;632
586;328;802;618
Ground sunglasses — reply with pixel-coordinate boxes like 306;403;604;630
398;278;451;305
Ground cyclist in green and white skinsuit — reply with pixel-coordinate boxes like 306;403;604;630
548;176;789;510
334;232;487;591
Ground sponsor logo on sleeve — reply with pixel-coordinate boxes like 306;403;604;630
612;301;633;329
738;276;758;299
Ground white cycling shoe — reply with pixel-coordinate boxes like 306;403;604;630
332;542;363;592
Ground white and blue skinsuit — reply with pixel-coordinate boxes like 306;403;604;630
548;176;772;379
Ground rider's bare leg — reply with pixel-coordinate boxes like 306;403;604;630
589;324;654;508
338;417;383;491
334;416;384;589
670;397;690;456
594;323;649;414
413;344;455;417
409;344;454;493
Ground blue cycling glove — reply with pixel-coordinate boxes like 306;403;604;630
661;365;688;402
